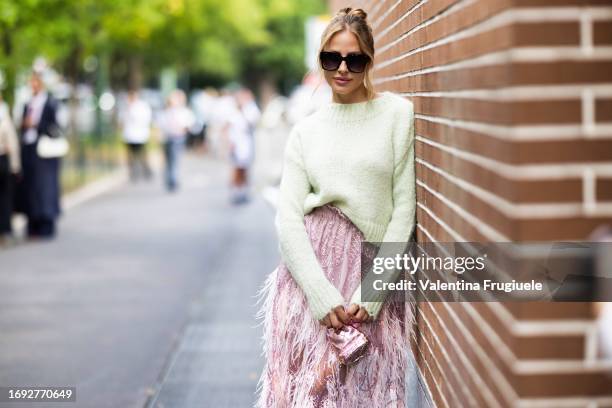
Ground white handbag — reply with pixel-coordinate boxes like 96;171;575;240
37;134;69;158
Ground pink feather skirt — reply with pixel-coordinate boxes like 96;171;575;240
255;204;412;407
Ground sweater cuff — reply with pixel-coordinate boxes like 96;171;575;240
349;283;385;320
306;282;346;321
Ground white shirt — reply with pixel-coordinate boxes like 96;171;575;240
121;99;152;144
23;92;48;145
227;102;260;167
157;106;195;141
192;92;215;125
241;100;261;128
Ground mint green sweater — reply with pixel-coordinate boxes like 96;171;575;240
276;91;416;321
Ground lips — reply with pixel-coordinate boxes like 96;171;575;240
334;77;352;86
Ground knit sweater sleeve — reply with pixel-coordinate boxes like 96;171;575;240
348;100;417;319
276;125;346;321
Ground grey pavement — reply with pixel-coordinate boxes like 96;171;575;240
0;154;279;408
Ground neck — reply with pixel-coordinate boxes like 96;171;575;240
332;86;368;104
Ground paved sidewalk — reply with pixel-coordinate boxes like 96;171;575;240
0;154;278;408
146;193;278;407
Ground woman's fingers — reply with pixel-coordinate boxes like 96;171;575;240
346;304;371;323
334;305;351;325
355;307;369;322
329;311;344;330
321;305;370;329
346;303;360;316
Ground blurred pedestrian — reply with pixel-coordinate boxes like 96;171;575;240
0;94;20;245
208;88;235;158
15;72;62;239
0;94;9;120
189;87;216;152
120;90;152;182
226;88;260;204
157;90;195;192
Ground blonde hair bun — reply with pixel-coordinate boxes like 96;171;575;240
337;7;368;21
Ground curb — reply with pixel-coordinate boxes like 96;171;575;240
62;168;128;211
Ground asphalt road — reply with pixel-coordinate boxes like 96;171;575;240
0;154;279;408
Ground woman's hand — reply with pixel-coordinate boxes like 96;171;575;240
320;305;352;330
320;304;371;329
346;303;371;326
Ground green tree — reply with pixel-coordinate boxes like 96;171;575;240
0;0;327;106
238;0;327;94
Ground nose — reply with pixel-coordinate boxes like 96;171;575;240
338;60;348;73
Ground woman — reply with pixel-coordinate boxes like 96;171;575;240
256;7;417;407
16;72;61;239
227;88;260;204
120;90;153;182
0;97;20;244
157;90;195;192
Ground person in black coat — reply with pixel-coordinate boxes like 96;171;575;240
15;72;62;239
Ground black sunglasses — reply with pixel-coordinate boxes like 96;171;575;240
319;51;370;73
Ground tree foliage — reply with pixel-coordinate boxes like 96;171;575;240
0;0;327;102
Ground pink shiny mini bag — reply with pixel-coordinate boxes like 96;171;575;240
326;324;369;365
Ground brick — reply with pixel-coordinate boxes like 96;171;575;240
505;302;595;319
514;334;585;360
516;371;612;397
596;99;612;122
597;178;612;200
515;139;612;164
513;0;612;5
593;21;612;45
413;97;582;125
515;22;581;45
518;217;612;241
510;62;612;86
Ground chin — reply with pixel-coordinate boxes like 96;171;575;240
333;86;358;95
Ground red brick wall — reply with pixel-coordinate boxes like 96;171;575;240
328;1;612;406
